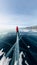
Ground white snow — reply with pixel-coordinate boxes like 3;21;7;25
25;60;29;65
14;51;25;65
27;45;30;48
0;49;29;65
0;49;11;65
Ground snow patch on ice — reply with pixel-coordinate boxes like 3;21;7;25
0;49;11;65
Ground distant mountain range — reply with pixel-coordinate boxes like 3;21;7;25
23;26;37;32
25;26;37;29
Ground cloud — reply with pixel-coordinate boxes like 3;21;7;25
0;0;37;27
0;13;37;26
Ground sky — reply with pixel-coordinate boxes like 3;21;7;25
0;0;37;28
